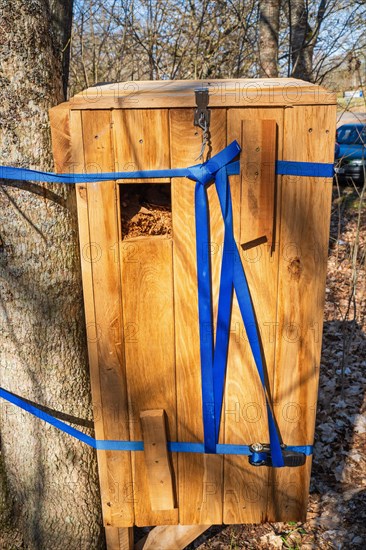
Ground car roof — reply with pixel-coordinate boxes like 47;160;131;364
338;123;365;129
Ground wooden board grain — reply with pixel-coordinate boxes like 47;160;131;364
69;79;336;109
268;104;336;521
81;109;134;527
135;524;209;550
105;527;133;550
224;108;284;523
49;103;72;172
140;409;176;511
120;237;178;526
170;108;226;525
68;110;115;527
240;119;277;246
112;109;170;183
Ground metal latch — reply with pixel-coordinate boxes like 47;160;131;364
249;443;307;468
194;89;210;131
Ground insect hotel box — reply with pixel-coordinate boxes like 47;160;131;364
49;79;336;535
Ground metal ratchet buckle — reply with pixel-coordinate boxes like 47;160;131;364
249;443;307;467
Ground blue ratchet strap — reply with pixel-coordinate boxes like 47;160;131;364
276;160;334;178
0;160;335;184
0;387;313;456
187;143;245;453
0;165;187;183
212;166;235;444
187;142;284;466
193;172;216;453
0;143;326;466
0;163;239;185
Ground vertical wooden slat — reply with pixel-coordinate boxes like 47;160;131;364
105;526;134;550
112;109;170;183
81;109;134;527
170;108;226;525
224;108;284;523
49;103;72;172
269;104;336;521
120;238;178;526
135;524;209;550
112;107;177;526
56;107;133;543
68;109;118;527
240;119;277;246
140;409;176;511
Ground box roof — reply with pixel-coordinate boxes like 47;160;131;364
69;78;336;110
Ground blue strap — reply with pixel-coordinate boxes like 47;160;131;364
0;387;98;448
0;142;321;466
276;160;334;178
0;160;334;184
0;163;240;184
194;179;216;453
189;141;241;453
212;167;235;443
187;143;284;466
233;245;284;466
0;387;312;456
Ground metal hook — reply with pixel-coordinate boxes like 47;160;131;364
194;89;211;161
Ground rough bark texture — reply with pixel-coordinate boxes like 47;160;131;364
259;0;280;77
0;1;104;548
290;0;314;81
49;0;74;97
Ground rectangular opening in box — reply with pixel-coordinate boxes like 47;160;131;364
119;183;172;240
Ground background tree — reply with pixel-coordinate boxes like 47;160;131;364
0;1;104;548
259;0;280;77
68;0;366;92
280;0;365;83
0;0;365;547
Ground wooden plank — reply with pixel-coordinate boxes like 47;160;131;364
49;103;72;172
69;79;336;109
112;109;170;182
224;108;284;524
140;410;175;511
81;109;134;527
268;104;336;521
105;527;134;550
65;109;117;527
135;525;209;550
170;108;226;525
240;119;277;247
120;238;178;527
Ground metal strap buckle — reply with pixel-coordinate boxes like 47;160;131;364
194;89;210;131
249;443;307;467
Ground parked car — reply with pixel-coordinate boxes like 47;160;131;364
334;123;366;185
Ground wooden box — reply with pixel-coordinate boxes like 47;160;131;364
50;79;336;529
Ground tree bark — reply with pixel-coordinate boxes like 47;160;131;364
0;1;104;548
49;0;74;97
289;0;314;81
259;0;280;77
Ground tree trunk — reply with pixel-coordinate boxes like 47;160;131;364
49;0;74;97
0;1;104;548
290;0;314;81
259;0;280;77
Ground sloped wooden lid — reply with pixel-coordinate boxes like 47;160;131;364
68;78;336;109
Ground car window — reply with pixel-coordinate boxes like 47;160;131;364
337;126;366;145
356;128;366;145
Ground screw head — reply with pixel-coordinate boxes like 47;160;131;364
251;442;263;452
